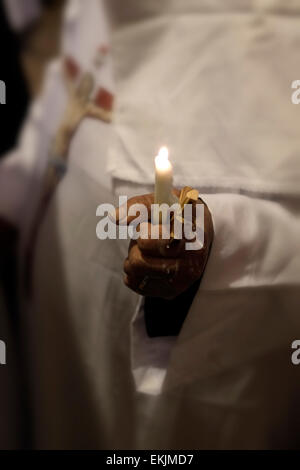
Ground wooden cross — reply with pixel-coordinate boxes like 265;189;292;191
24;54;114;296
52;56;114;158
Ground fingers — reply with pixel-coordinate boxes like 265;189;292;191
137;222;185;258
124;242;180;280
123;241;179;299
114;189;180;226
120;193;214;299
123;253;201;299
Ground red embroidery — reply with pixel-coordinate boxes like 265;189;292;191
98;44;110;56
94;88;114;111
64;56;80;80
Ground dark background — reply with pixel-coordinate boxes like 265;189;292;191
0;0;63;157
0;0;29;156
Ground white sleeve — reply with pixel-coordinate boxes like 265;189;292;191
130;193;300;396
0;59;67;227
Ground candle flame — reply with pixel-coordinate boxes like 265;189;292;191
155;146;171;171
159;146;169;160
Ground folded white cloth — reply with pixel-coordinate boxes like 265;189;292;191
106;0;300;197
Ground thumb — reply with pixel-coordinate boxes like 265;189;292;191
114;193;154;226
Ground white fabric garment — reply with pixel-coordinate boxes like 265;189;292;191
28;167;300;449
132;193;300;397
0;0;299;449
106;0;300;196
0;0;114;227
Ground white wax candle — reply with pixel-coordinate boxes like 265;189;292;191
154;147;174;206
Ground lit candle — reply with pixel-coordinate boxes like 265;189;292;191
154;146;174;206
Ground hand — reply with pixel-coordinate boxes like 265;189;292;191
115;190;214;299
